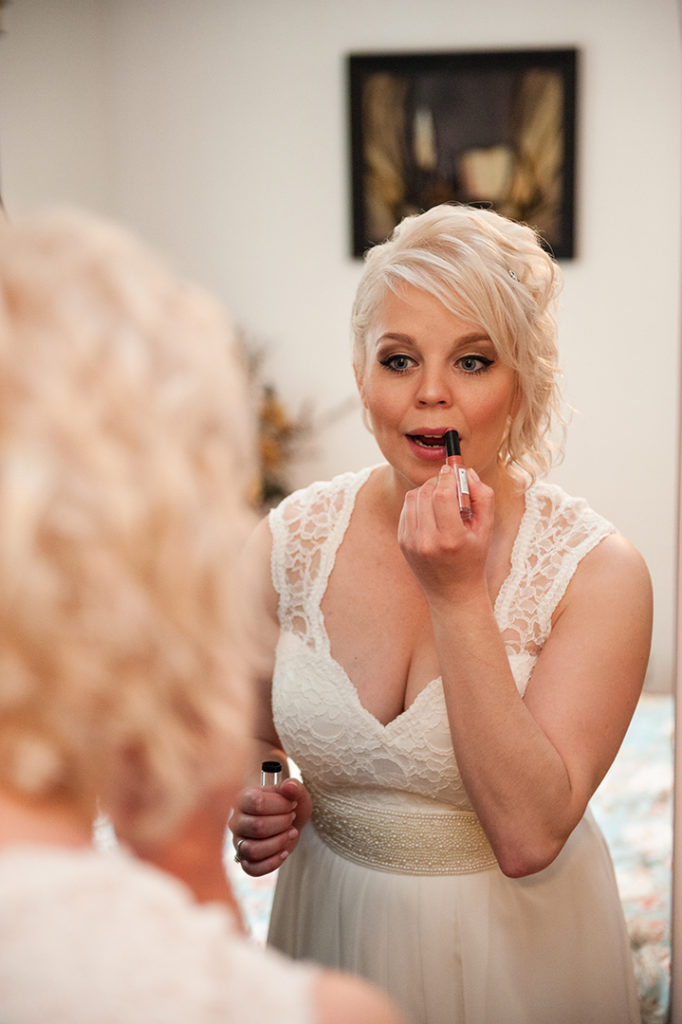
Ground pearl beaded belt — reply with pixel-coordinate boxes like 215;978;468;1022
307;782;498;876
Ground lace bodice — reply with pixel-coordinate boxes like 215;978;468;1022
270;468;614;811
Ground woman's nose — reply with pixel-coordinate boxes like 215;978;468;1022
415;369;453;406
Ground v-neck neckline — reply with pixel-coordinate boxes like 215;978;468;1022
312;466;533;728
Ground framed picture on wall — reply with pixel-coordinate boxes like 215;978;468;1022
348;48;577;259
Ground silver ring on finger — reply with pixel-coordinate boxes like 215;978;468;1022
233;838;247;864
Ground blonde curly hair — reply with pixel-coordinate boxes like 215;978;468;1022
0;209;258;844
352;203;566;480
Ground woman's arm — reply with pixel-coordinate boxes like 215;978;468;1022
399;466;652;877
228;516;313;876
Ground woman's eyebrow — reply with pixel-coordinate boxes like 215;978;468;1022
375;330;493;346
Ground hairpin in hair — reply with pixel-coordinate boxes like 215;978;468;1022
508;269;518;281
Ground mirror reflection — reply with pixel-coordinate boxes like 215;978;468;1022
0;3;678;1023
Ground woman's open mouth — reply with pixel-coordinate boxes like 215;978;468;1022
409;433;447;448
406;432;451;460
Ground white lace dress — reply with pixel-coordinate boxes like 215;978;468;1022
267;467;640;1024
0;845;317;1024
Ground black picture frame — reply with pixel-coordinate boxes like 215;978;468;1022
348;48;577;259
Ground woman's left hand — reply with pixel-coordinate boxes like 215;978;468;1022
397;465;494;604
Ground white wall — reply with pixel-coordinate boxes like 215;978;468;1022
0;0;680;691
0;0;110;210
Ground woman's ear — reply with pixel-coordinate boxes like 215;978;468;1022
353;363;367;408
353;362;375;435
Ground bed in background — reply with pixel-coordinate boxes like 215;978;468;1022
228;691;674;1024
591;692;673;1024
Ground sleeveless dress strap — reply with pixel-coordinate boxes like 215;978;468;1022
268;468;374;648
495;481;616;655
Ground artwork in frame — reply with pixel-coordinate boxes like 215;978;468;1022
348;48;577;259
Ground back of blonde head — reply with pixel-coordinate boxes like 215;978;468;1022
0;209;257;844
352;204;566;479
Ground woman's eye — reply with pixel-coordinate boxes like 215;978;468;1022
457;354;494;374
380;353;415;373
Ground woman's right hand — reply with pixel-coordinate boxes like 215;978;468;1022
229;777;313;876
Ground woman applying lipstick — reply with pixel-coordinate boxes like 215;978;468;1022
231;204;652;1024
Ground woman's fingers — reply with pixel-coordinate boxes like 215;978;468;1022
431;465;466;533
229;777;313;876
230;802;298;877
399;467;463;551
284;777;313;830
233;826;299;877
398;466;496;602
230;787;297;845
235;806;297;841
236;785;297;820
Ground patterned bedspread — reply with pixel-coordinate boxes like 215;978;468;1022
591;693;673;1024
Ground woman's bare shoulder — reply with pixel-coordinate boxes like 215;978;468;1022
570;531;652;607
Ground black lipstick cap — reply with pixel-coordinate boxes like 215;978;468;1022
444;429;461;458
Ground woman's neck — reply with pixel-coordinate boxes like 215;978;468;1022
0;786;93;851
376;461;526;534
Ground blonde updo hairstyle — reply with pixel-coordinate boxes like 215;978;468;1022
0;209;257;845
351;203;566;480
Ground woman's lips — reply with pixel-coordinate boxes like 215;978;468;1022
406;432;451;460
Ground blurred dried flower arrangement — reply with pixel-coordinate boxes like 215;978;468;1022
241;333;355;512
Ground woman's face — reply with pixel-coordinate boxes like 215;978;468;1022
355;284;519;493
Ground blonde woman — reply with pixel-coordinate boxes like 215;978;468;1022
0;209;406;1024
231;204;652;1024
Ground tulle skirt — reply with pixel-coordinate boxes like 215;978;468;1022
268;808;639;1024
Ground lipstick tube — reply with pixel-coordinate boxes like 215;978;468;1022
261;760;283;787
444;429;472;520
